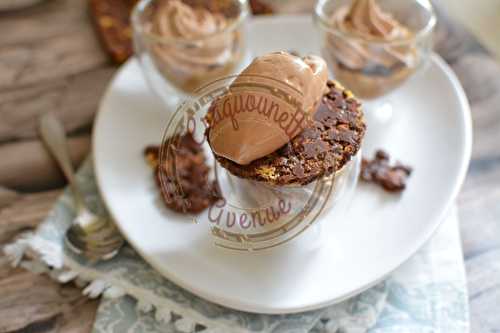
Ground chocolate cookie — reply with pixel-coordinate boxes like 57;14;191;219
144;133;219;214
207;80;366;186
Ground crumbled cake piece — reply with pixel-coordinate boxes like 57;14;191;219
144;133;219;214
360;150;412;192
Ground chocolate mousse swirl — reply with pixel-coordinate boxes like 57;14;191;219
328;0;415;70
153;0;227;40
207;52;329;166
150;0;241;89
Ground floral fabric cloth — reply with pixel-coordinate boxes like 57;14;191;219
4;158;469;333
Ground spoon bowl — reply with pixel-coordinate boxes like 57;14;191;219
39;113;124;261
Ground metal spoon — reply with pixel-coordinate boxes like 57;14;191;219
39;113;124;261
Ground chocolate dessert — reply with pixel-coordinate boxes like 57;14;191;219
209;80;365;185
318;0;418;99
144;133;219;213
205;52;366;186
141;0;245;93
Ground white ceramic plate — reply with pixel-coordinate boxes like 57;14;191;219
93;16;472;314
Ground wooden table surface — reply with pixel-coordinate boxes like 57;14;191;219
1;1;499;332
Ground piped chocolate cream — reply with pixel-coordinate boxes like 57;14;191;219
207;52;328;165
342;0;409;40
324;0;417;99
329;0;414;69
148;0;242;93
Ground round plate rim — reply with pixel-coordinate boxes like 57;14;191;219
92;16;472;314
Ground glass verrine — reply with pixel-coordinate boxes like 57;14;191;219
212;152;360;251
159;72;364;252
132;0;250;108
314;0;436;122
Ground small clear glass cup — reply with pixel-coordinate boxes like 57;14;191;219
159;73;363;252
314;0;436;123
132;0;250;109
212;154;360;251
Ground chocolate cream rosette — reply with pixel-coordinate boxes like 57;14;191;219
203;51;366;249
143;0;245;93
319;0;419;99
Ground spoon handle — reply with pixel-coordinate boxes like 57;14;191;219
39;113;86;210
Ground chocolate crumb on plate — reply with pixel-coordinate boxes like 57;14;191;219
144;133;219;214
360;150;413;192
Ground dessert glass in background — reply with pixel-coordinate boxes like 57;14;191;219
314;0;436;123
132;0;250;109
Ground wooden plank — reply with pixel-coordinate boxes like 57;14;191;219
0;28;109;91
0;0;116;143
0;188;98;333
0;135;91;192
0;2;106;329
0;187;20;209
0;0;110;90
0;67;115;142
0;0;90;46
0;265;98;333
0;189;60;244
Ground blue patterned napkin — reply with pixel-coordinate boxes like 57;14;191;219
4;158;469;333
